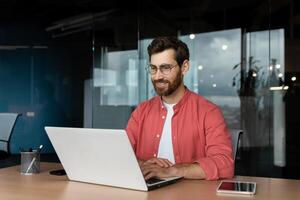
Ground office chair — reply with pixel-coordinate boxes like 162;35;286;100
229;129;243;161
0;113;20;159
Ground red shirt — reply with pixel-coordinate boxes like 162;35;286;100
126;88;234;180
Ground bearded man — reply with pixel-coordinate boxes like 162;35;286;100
126;36;234;180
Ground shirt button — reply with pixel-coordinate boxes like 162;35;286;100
156;134;160;138
162;116;165;119
154;154;157;157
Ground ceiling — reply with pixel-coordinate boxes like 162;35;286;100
0;0;268;23
0;0;297;45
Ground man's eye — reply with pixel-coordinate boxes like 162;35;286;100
150;66;157;70
160;65;171;70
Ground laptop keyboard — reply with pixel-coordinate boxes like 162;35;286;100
146;177;163;184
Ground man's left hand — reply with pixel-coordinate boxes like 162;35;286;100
141;163;178;180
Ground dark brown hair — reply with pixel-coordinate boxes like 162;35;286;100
147;36;189;66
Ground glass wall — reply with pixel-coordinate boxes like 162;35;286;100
90;0;299;179
0;45;90;153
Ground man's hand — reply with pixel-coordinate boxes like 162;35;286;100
141;163;177;180
139;158;174;180
143;158;173;168
140;158;206;180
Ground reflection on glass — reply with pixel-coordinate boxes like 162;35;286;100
94;50;138;106
180;29;242;129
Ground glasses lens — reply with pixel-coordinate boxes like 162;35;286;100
160;64;172;75
147;64;175;75
147;65;157;74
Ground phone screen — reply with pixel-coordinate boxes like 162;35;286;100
218;181;256;193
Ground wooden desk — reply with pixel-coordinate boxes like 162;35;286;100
0;162;300;200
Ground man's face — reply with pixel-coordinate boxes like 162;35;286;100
150;49;183;96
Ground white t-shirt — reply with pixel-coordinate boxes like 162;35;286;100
157;102;175;164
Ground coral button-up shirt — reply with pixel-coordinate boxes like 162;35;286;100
126;88;234;180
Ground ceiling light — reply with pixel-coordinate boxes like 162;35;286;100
189;34;195;40
270;86;289;91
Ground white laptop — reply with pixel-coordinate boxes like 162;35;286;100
45;126;181;191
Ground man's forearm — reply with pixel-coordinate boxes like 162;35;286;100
172;163;206;179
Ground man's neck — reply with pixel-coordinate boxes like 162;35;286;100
162;84;186;104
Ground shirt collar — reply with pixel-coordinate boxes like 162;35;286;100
157;86;192;110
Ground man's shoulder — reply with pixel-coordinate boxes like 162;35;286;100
136;96;160;111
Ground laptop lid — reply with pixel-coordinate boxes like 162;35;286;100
45;127;180;191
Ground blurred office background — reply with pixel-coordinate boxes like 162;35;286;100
0;0;300;179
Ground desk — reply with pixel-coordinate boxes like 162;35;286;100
0;162;300;200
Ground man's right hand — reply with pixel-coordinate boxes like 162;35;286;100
138;158;174;180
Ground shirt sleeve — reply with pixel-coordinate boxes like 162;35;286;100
125;107;139;151
196;107;234;180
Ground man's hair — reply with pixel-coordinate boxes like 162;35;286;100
147;36;189;66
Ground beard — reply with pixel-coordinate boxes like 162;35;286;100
152;70;183;96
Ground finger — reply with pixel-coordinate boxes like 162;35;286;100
164;159;174;167
141;165;156;176
142;168;150;176
144;158;157;165
157;158;173;167
145;158;171;167
144;159;165;168
145;171;156;180
143;168;155;179
140;165;145;172
145;168;170;179
138;160;145;167
156;159;169;167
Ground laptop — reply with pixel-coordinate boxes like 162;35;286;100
45;126;182;191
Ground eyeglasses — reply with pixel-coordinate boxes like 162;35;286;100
146;63;178;75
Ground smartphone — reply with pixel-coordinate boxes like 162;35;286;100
216;181;256;195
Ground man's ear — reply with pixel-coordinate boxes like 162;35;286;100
181;60;189;75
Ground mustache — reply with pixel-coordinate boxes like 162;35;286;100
153;79;170;84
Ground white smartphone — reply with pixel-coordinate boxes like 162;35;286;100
216;181;256;196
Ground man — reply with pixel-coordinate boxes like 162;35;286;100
126;36;234;180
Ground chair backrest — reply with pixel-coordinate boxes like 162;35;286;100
0;113;20;153
229;129;243;161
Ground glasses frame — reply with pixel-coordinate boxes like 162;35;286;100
146;63;178;75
